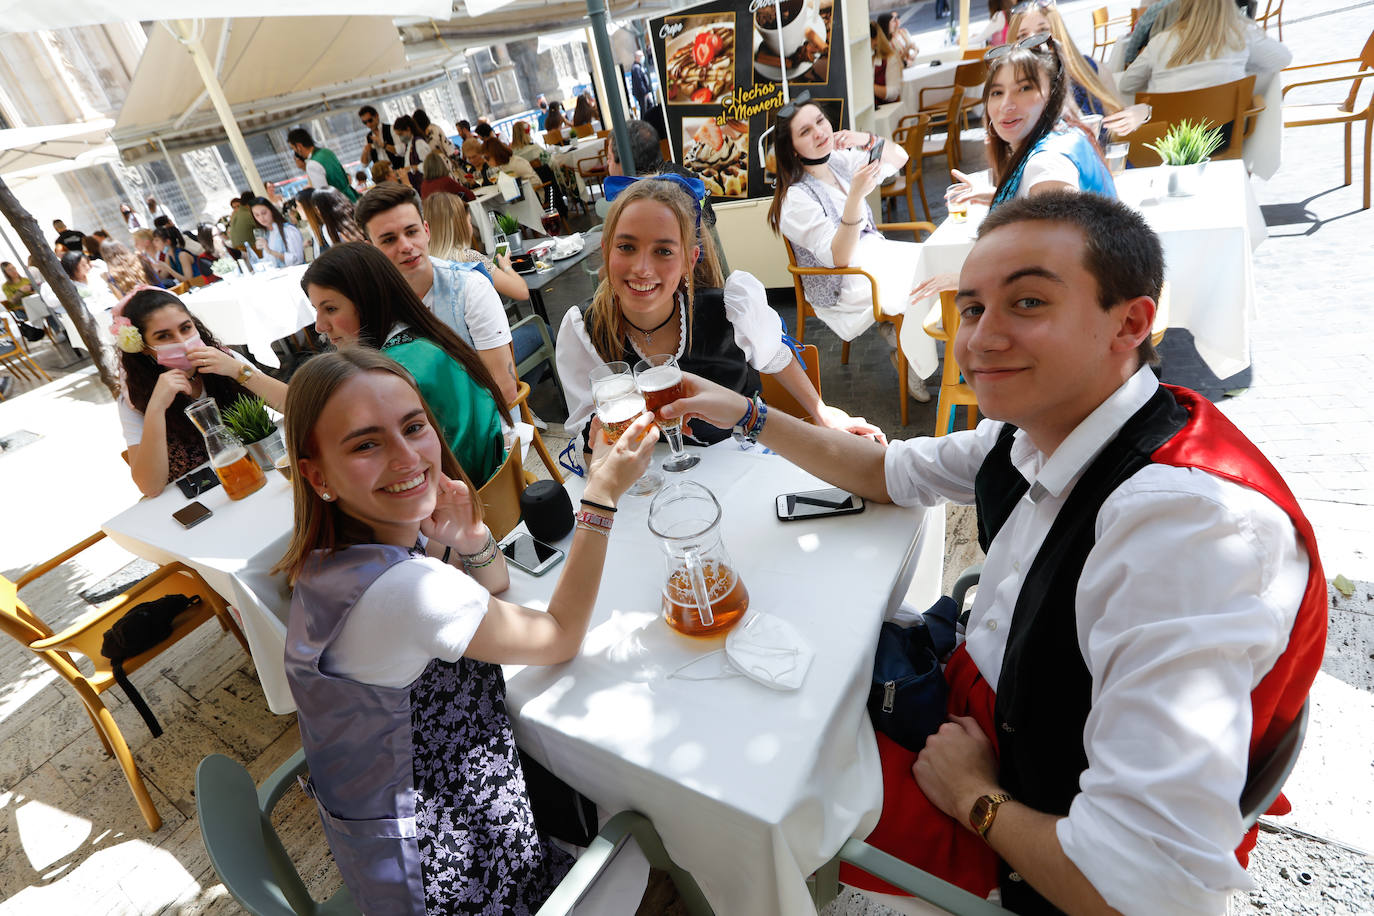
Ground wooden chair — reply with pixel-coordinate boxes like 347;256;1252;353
783;220;937;427
660;138;673;162
1282;27;1374;210
921;290;979;436
1256;0;1284;40
542;128;566;146
886;114;933;222
916;60;986;136
759;344;820;421
572;123;594;139
1;313;53;392
2;532;250;830
1125;75;1258;168
1091;7;1133;60
477;445;527;540
509;380;564;484
595;128;611;140
902;81;969;182
577;147;609;201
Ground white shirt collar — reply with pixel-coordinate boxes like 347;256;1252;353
1009;366;1160;502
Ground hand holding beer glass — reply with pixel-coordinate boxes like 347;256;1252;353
634;353;700;473
590;362;661;496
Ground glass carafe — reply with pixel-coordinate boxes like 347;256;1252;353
204;424;267;500
647;481;748;637
184;397;223;436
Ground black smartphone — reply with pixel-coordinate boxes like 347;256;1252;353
868;138;886;164
775;487;866;522
172;501;213;529
175;467;220;499
500;533;565;576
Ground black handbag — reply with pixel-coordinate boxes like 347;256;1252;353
17;321;47;343
101;594;201;738
867;596;960;753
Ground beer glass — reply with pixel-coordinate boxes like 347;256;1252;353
633;353;699;472
589;362;660;497
647;480;748;637
205;425;267;500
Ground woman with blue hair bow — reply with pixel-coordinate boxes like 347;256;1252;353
557;174;883;451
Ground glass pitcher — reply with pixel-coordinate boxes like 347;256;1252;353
184;397;223;436
647;481;748;637
203;424;267;501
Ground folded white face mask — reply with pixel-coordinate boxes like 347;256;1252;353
725;613;813;691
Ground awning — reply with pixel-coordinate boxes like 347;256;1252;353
0;119;118;181
0;1;452;33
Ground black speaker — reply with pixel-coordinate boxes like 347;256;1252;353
519;480;574;542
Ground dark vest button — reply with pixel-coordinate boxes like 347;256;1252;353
1001;722;1015;733
1008;871;1023;882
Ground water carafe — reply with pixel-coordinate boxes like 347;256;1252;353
647;481;748;637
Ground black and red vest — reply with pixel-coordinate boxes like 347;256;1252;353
974;384;1327;914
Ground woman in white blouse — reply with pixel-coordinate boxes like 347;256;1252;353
251;197;304;267
1118;0;1291;96
558;176;879;448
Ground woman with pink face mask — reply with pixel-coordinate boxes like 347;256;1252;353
116;288;287;496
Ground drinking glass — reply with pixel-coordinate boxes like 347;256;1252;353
589;362;661;497
634;353;699;473
1106;142;1129;177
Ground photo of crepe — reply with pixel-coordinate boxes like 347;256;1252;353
665;14;736;105
682;118;749;199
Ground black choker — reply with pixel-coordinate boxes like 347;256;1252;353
626;296;678;345
799;153;831;166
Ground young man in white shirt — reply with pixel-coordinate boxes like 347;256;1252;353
663;191;1325;915
354;183;518;406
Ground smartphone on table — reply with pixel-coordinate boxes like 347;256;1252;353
173;501;213;529
776;487;866;522
499;532;565;576
175;467;220;499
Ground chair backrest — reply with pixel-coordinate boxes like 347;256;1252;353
0;576;57;646
572;123;593;138
759;345;821;420
937;290;967;389
1128;75;1256;167
954;60;987;89
595;128;611;139
1240;698;1310;829
511;313;557;386
477;445;527;540
543;129;564;146
1092;7;1109;29
660;138;672;162
781;236;813;311
961;47;987;60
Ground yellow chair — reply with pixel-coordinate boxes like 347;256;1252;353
509;379;564;484
1091;7;1133;60
760;344;821;422
577;147;609;201
885;114;932;223
572;123;594;139
660;138;673;162
1257;0;1284;40
1125;75;1258;168
477;446;527;541
901;76;971;182
1282;27;1374;211
1;533;250;830
922;290;979;436
0;313;53;395
783;220;937;427
542;128;566;146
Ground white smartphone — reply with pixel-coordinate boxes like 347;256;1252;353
499;532;564;576
494;242;509;257
775;487;866;522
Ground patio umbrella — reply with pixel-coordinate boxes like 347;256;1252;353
0;119;118;182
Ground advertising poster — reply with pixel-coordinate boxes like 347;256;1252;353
650;0;848;202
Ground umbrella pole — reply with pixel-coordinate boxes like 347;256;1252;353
585;1;636;177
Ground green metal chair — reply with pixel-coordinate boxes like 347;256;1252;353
512;312;563;404
197;750;714;916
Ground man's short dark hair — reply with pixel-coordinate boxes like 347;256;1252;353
392;115;417;134
979;191;1163;365
359;105;379;119
52;219;64;228
239;190;256;206
475;123;493;139
153;215;171;229
457;119;471;131
355;183;423;238
287;127;315;149
622;119;665;173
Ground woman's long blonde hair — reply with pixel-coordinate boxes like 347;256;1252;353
512;121;534;148
274;347;479;584
422;191;476;259
587;178;723;363
1009;7;1123;114
1165;0;1246;68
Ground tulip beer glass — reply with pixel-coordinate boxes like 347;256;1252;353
647;480;748;637
634;353;699;472
590;362;660;497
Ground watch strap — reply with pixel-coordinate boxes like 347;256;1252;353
236;363;254;385
971;792;1013;838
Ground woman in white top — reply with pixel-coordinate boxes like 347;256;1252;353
483;137;539;183
1118;0;1291;96
769;92;940;398
559;175;879;448
251;197;305;267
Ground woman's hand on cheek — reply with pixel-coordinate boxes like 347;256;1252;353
187;346;239;379
420;473;487;552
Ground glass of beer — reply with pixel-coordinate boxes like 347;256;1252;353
633;353;699;473
648;480;748;638
945;186;968;223
589;362;660;497
204;425;267;500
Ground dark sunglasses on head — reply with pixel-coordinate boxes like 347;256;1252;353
776;90;814;121
1010;0;1055;14
985;30;1053;61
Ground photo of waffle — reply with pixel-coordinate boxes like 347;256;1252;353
753;0;833;84
665;14;736;105
682;118;749;199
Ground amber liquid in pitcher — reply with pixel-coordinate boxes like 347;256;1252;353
213;447;267;500
662;560;749;637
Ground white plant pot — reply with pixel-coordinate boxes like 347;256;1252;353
1166;159;1209;197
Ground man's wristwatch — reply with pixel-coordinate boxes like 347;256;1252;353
235;363;255;386
969;792;1013;839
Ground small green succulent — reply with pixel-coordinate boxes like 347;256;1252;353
1144;119;1225;166
221;395;276;444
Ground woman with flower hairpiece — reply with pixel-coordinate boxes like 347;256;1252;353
558;174;882;452
114;286;287;496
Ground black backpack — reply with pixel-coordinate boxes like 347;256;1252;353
101;594;201;737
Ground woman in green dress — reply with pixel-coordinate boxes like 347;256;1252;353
302;242;508;487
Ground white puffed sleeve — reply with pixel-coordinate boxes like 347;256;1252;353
721;271;791;374
555;306;603;436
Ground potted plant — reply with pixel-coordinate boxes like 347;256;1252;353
496;212;524;254
222;394;285;472
1144;119;1225;197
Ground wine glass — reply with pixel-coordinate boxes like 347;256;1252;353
589;362;661;497
633;353;699;473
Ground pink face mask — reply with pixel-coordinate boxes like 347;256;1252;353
153;332;204;371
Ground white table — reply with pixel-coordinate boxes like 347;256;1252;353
101;442;945;914
467;181;549;254
181;266;315;368
550;135;608;201
872;58;982;143
909;160;1266;378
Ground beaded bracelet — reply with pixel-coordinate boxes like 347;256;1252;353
458;531;498;570
732;393;768;447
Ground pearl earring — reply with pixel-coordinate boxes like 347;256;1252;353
321;488;333;501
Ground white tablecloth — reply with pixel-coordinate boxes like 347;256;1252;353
550;136;608;200
909;160;1265;378
101;442;945;914
181;266;315;368
468;182;549;253
873;59;982;142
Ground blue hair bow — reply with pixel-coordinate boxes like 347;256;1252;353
603;173;707;226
